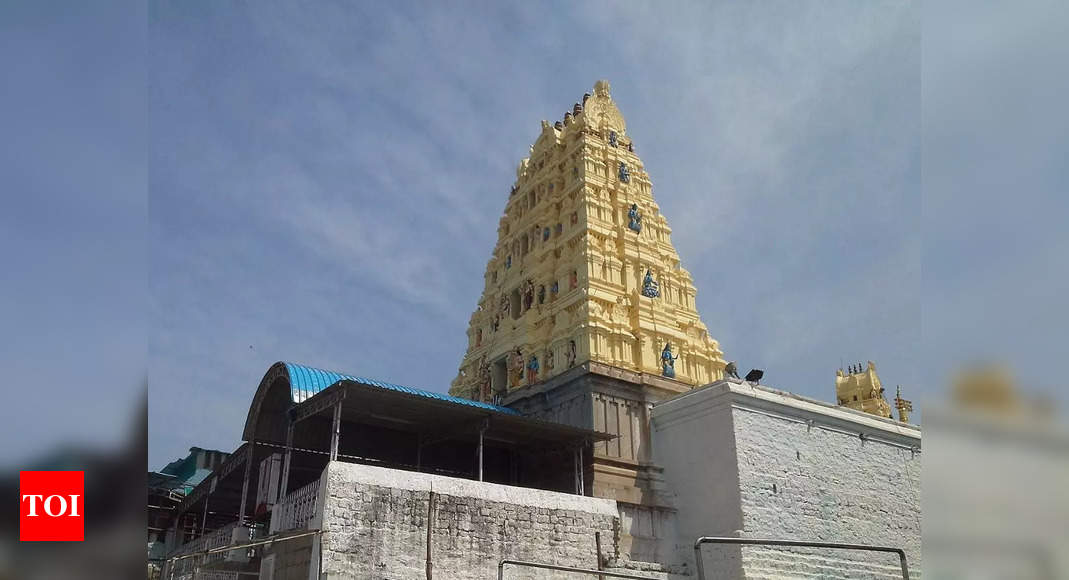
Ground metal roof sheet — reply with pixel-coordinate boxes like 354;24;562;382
283;361;521;416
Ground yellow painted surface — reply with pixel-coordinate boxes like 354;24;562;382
450;80;726;401
893;385;913;423
835;361;893;419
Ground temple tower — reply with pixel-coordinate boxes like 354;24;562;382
450;79;725;402
448;80;727;565
835;360;893;418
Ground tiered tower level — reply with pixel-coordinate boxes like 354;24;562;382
450;80;726;401
835;361;893;418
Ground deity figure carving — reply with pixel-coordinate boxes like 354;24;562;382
506;255;512;269
551;281;559;294
545;349;554;370
642;269;660;298
628;203;642;233
724;361;741;380
570;270;578;290
661;342;678;378
523;280;535;310
527;356;539;383
478;363;492;401
566;340;577;367
543;227;550;241
608;130;618;147
627;142;634;152
590;300;603;320
619;162;630;183
500;295;510;314
537;285;545;304
508;349;524;389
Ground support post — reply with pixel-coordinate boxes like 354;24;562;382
329;403;341;461
579;443;585;496
595;531;605;580
280;423;294;499
416;433;422;471
477;422;485;481
574;448;580;495
425;491;436;580
200;493;210;535
238;442;255;525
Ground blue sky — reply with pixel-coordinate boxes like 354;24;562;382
146;0;922;469
1;1;146;467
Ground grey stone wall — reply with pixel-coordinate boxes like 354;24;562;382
732;408;921;579
262;533;315;580
317;461;619;579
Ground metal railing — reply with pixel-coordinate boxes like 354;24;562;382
497;559;663;579
163;529;323;580
693;536;910;580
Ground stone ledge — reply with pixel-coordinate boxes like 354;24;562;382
654;380;921;446
325;460;618;517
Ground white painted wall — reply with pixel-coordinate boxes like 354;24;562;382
652;380;922;579
652;383;745;577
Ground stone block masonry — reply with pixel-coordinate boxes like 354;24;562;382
732;409;921;579
653;380;921;579
317;461;619;579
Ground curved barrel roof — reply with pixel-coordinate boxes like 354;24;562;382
282;361;520;414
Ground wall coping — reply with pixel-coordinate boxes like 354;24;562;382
653;379;921;447
324;461;619;517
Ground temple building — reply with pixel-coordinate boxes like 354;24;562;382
156;81;922;580
834;361;915;423
835;361;893;418
450;79;725;402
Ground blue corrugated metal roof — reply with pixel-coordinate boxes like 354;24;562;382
283;362;521;415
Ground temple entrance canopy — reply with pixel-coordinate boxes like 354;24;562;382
163;361;609;559
228;362;610;521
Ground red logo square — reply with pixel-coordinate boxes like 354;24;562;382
20;471;84;541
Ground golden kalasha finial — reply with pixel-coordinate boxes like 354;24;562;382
594;79;611;98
